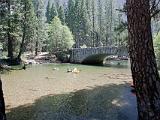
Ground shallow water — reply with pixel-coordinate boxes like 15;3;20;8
2;63;137;120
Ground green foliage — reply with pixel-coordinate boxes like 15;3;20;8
114;17;128;47
0;0;23;58
50;2;58;22
33;0;47;55
48;16;74;53
0;0;128;61
66;0;75;32
45;1;58;23
45;0;66;25
57;6;65;24
23;0;37;43
0;0;48;59
45;0;51;23
64;0;124;47
66;0;91;47
33;0;45;19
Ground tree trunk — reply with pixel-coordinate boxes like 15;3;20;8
17;29;26;61
126;0;160;119
7;0;13;60
91;0;95;47
109;0;113;46
35;41;38;56
0;79;6;120
17;2;27;61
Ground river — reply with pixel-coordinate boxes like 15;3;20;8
1;63;137;120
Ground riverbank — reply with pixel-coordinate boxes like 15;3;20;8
0;52;61;70
22;52;61;64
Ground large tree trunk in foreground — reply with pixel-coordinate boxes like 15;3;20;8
126;0;160;119
0;79;6;120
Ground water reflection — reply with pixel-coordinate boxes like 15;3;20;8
104;60;130;69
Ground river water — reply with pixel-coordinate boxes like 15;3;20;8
2;63;137;120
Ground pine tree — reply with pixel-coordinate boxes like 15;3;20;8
91;0;96;47
85;0;93;47
50;2;58;22
33;0;47;56
97;0;103;45
66;0;75;33
45;0;51;23
79;0;91;47
17;0;37;60
0;1;8;46
58;6;65;24
66;0;92;48
104;0;110;46
3;0;22;60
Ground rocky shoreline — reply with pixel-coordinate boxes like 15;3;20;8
23;52;61;65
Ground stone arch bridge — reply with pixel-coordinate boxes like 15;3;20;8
70;46;128;64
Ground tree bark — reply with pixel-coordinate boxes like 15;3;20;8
126;0;160;119
109;0;113;46
91;0;95;47
0;79;6;120
7;0;13;60
17;1;27;61
35;41;38;56
17;28;26;61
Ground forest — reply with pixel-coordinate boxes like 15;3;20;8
0;0;130;65
1;0;160;120
0;0;160;65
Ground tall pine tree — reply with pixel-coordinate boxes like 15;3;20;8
45;0;51;23
17;0;37;60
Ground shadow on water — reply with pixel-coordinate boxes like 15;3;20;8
103;64;129;69
81;62;129;69
79;59;130;69
6;84;137;120
103;60;130;69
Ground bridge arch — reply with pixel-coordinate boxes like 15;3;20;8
70;46;128;64
82;54;111;64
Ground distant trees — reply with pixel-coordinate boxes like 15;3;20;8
45;0;65;24
57;6;65;24
48;17;74;53
0;0;127;62
50;1;58;23
64;0;123;48
46;0;52;23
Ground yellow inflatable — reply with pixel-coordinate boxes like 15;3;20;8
72;68;80;74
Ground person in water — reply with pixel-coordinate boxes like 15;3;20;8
0;78;6;120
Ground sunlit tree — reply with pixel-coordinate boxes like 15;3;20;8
48;16;74;52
